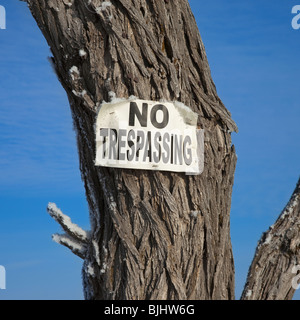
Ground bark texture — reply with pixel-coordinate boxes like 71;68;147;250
27;0;237;300
23;0;300;301
28;0;237;299
241;178;300;300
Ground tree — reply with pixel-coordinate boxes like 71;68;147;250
23;0;300;300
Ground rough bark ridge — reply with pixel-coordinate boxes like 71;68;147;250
241;179;300;300
27;0;238;300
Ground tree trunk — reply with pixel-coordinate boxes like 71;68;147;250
26;0;237;300
241;178;300;300
24;0;300;301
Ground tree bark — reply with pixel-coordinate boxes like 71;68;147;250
26;0;237;300
241;178;300;300
23;0;300;301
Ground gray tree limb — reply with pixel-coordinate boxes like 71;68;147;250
26;0;237;300
52;233;87;259
241;177;300;300
47;202;89;244
47;203;89;259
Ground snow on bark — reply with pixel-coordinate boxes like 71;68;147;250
241;178;300;300
52;233;87;259
47;202;88;243
95;1;112;13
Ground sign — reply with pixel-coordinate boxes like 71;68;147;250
95;99;204;175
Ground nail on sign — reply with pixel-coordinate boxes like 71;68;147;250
95;99;204;175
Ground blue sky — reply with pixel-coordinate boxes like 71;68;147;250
0;0;299;300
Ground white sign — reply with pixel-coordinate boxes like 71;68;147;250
95;99;204;175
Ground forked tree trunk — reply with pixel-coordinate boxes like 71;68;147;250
24;0;300;300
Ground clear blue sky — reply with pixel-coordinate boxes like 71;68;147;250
0;0;299;300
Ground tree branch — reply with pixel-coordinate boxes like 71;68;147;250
47;202;89;243
47;203;90;259
52;233;87;259
241;177;300;300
